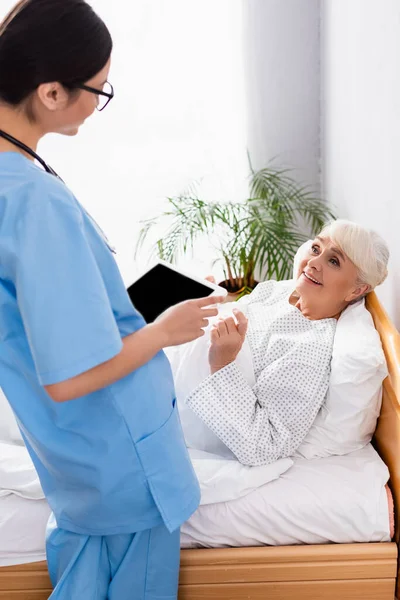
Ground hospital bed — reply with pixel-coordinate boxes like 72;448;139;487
0;291;399;600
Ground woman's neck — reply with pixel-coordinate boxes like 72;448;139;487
0;104;43;158
289;291;343;321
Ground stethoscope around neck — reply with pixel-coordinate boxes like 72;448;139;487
0;128;63;181
0;128;117;253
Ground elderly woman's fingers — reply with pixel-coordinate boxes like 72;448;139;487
233;309;248;338
210;327;220;342
223;316;237;334
216;319;229;336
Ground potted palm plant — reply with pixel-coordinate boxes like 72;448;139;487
136;163;336;298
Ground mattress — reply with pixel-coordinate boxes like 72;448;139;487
0;444;391;566
181;443;392;548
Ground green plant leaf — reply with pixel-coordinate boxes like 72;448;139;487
136;160;337;289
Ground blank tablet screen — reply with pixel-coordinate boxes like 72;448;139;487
127;263;216;323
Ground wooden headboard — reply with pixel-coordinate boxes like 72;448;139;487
367;292;400;545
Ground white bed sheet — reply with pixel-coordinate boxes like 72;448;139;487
0;493;50;566
181;443;391;548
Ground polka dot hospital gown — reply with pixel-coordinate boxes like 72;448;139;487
186;280;336;466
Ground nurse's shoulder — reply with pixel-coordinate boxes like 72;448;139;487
0;153;80;224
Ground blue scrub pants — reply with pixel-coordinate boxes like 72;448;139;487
46;516;181;599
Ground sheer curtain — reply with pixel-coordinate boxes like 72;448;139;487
1;0;249;283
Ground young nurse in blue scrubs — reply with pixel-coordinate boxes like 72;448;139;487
0;1;222;597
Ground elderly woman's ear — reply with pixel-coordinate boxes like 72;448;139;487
345;283;371;304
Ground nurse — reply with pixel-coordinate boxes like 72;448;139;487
0;1;222;598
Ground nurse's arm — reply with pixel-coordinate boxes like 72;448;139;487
44;296;222;402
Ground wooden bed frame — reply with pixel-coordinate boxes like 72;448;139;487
0;291;399;600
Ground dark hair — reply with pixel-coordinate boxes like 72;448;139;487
0;0;113;105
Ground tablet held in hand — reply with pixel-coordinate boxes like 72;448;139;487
127;260;227;323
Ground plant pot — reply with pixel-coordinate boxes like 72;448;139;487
218;279;258;302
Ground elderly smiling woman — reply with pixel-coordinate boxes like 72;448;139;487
170;219;389;467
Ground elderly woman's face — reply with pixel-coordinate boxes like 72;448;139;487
295;236;368;315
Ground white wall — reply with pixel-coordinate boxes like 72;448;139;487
3;0;399;324
321;0;400;326
1;0;249;284
244;0;321;191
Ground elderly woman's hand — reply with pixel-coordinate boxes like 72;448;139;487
208;309;248;375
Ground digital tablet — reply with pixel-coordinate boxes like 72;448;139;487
126;260;227;323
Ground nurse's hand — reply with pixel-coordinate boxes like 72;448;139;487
208;309;248;374
155;296;224;347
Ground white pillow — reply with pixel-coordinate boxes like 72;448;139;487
0;388;23;444
293;241;388;458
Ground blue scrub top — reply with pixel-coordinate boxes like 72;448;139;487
0;152;200;535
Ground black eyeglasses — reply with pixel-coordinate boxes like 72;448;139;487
75;81;114;111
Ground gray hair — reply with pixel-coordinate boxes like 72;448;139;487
319;219;389;289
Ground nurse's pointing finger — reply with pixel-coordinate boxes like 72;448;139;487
194;296;225;308
200;307;220;318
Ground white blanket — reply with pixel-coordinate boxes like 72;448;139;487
189;448;292;505
0;440;292;507
0;442;44;500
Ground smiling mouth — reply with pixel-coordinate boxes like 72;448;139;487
303;272;322;285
